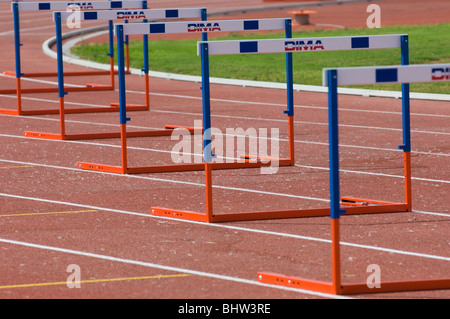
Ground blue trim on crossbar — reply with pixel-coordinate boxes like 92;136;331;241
165;9;179;18
240;41;258;53
244;20;259;30
150;23;165;34
351;37;369;49
38;3;51;10
376;68;398;83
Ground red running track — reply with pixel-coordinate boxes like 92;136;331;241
0;0;449;300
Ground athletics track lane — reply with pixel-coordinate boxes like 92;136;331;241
0;0;449;299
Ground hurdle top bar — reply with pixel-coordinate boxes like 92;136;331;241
116;18;290;36
196;34;407;56
323;63;450;86
57;8;205;22
13;1;146;11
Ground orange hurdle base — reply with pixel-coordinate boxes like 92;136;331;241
256;201;449;296
23;125;198;141
3;70;116;78
151;198;410;223
0;84;113;95
1;104;149;117
79;158;294;175
257;272;450;295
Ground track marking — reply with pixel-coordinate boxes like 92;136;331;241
1;115;449;159
0;165;35;169
1;132;449;185
1;156;450;207
1;80;450;119
0;24;58;37
1;93;449;136
0;237;351;299
0;209;97;218
144;91;450;119
0;192;448;260
0;274;191;290
152;109;450;136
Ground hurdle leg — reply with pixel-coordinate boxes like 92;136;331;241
404;152;412;211
331;218;342;294
125;43;130;74
59;97;66;137
16;77;22;115
288;115;295;164
144;72;150;109
205;162;213;222
120;124;128;174
110;56;115;91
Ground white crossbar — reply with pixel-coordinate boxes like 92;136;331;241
196;34;404;55
322;64;450;86
57;8;204;22
14;1;145;11
117;18;288;36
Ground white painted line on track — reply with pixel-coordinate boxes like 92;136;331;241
0;157;330;203
1;131;449;185
0;237;350;299
2;78;450;119
0;110;449;158
0;192;448;262
0;156;449;216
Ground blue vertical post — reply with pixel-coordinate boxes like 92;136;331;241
201;8;208;42
200;42;212;163
108;20;114;60
13;1;22;79
124;20;129;52
327;70;346;219
284;19;294;117
142;3;149;107
55;12;66;99
142;1;149;75
399;35;411;153
116;25;128;125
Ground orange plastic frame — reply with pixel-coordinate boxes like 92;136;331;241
150;151;411;222
22;68;150;141
0;47;133;117
0;23;133;116
77;116;295;174
257;214;450;296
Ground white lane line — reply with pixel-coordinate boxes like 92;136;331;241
0;192;449;261
1;129;450;185
0;158;329;203
1;132;450;185
1;79;450;119
2;155;448;216
0;110;449;158
144;91;450;119
0;237;350;299
151;109;450;136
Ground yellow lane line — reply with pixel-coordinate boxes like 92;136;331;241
0;274;191;289
0;210;97;218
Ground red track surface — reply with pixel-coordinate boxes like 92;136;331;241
0;0;449;300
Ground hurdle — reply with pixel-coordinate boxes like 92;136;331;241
0;1;148;116
77;18;295;174
23;7;208;141
257;63;450;295
150;33;412;223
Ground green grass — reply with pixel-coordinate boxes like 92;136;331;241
72;23;450;94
